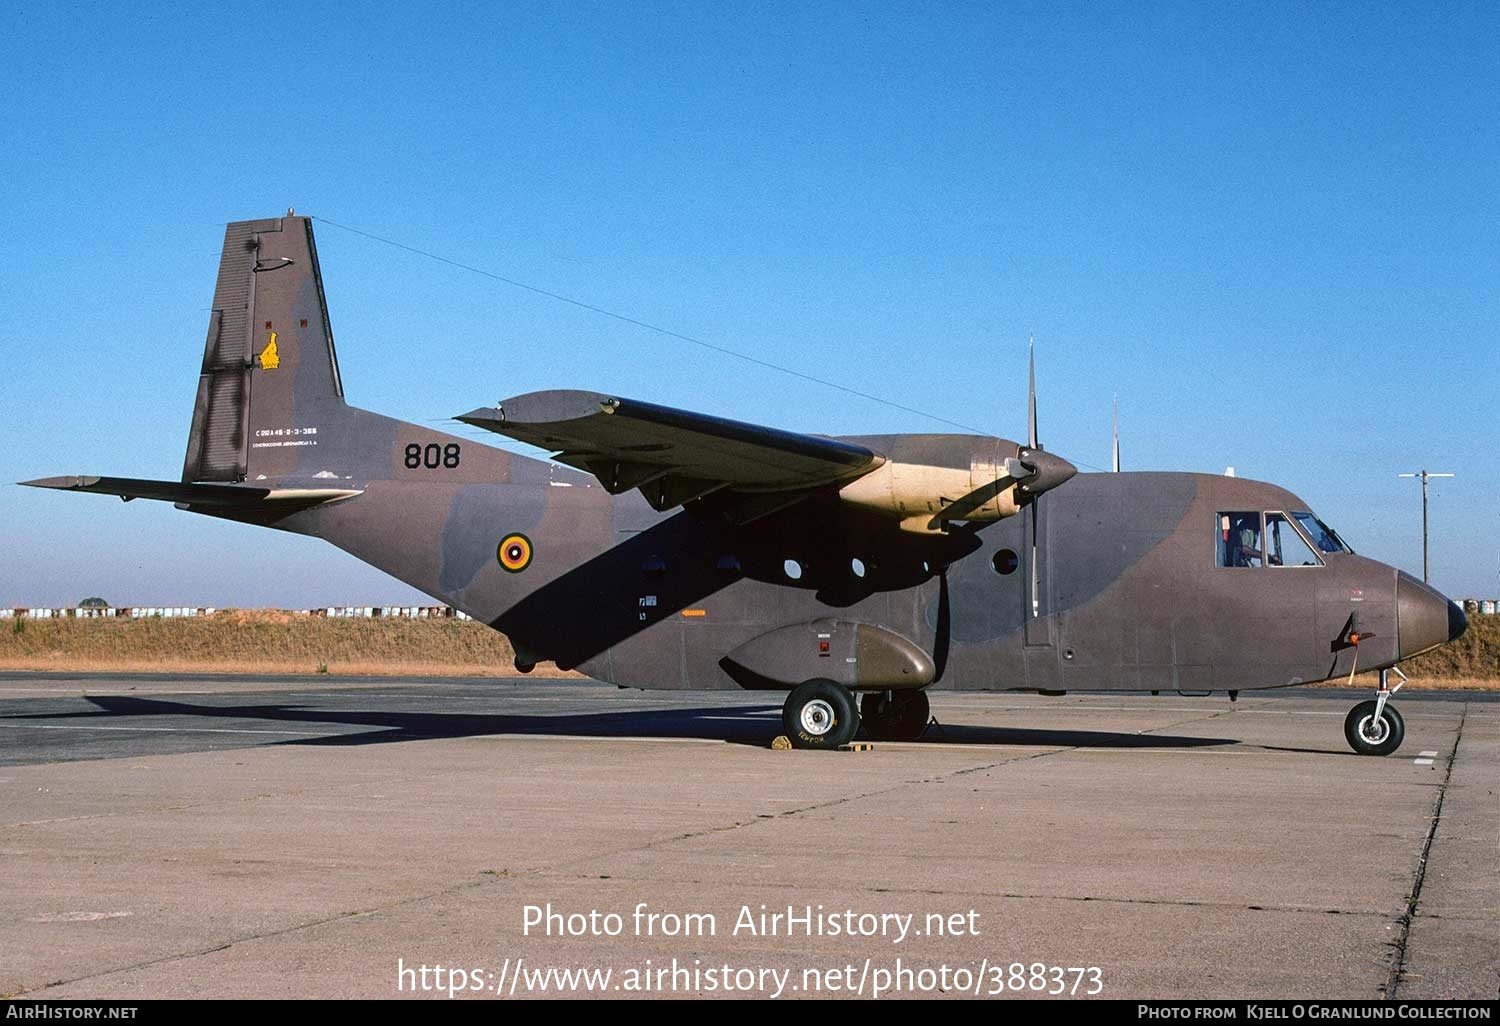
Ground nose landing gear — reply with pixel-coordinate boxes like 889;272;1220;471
1344;667;1406;756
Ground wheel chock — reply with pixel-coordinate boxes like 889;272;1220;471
839;742;874;752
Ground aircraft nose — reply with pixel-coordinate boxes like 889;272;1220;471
1017;450;1078;498
1448;598;1468;644
1397;571;1466;659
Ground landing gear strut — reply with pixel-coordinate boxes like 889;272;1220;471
1344;668;1406;756
782;679;860;749
860;690;931;741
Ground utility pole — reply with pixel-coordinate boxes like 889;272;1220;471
1397;470;1455;583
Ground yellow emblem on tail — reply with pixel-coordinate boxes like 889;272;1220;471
259;332;280;370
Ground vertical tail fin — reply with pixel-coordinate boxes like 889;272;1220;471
182;215;346;483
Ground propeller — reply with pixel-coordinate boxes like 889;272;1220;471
1024;338;1048;620
924;355;1073;528
928;339;1065;666
1011;339;1074;498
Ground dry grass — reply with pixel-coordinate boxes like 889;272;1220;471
1395;611;1499;679
1310;614;1500;690
1314;672;1500;692
1;610;1494;688
0;612;581;678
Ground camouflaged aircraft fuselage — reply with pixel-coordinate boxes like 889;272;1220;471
26;216;1466;706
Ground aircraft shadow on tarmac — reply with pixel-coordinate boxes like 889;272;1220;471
8;695;1238;751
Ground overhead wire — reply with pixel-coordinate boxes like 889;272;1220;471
314;214;1108;471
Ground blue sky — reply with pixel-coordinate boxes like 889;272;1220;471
2;1;1496;606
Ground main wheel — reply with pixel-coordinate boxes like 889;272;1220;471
860;690;931;741
1344;700;1405;756
782;679;860;749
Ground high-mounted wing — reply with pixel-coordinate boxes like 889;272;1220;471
457;390;882;514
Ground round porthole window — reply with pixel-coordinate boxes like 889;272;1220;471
992;549;1019;575
783;559;804;581
850;557;867;579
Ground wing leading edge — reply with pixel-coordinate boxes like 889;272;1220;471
457;390;883;514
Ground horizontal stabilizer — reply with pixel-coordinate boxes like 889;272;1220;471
21;475;359;509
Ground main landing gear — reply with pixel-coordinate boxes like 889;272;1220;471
1343;667;1406;756
782;679;860;749
860;689;931;742
781;682;932;748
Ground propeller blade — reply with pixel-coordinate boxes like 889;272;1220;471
1027;498;1040;619
932;567;950;680
1027;336;1039;452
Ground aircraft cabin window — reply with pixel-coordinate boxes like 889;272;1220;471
783;559;804;581
1293;512;1350;554
1265;513;1323;567
1217;512;1263;567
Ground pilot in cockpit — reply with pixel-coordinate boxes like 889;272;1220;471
1229;513;1264;567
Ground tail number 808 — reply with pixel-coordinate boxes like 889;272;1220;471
404;443;461;470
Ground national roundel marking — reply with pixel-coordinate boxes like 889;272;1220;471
497;534;533;573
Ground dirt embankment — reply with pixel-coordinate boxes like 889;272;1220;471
1350;610;1499;689
0;610;1493;686
0;612;580;677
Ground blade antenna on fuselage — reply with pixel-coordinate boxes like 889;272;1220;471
1112;394;1120;473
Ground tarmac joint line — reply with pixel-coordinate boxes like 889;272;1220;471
1383;703;1466;999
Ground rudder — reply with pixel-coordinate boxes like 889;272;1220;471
182;215;346;484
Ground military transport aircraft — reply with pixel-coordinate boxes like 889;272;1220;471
24;215;1467;754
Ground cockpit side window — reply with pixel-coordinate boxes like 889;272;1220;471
1265;513;1323;567
1293;512;1350;554
1217;511;1263;568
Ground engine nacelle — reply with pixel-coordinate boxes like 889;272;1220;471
836;438;1075;534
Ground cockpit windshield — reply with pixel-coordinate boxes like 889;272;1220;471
1293;512;1352;554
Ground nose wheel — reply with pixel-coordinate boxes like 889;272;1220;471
1344;668;1406;756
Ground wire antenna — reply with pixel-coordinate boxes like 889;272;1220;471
313;215;989;435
